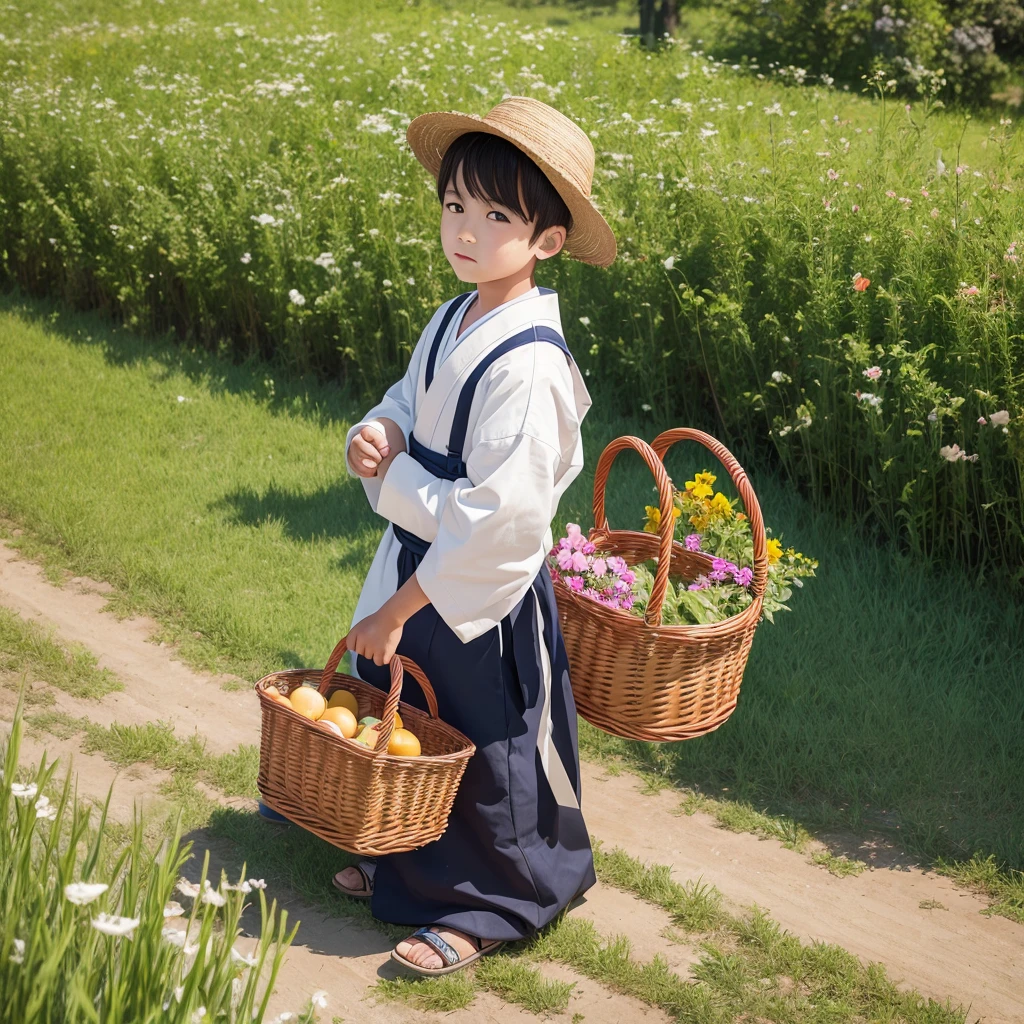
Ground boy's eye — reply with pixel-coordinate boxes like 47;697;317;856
488;210;509;222
445;202;463;214
444;201;509;223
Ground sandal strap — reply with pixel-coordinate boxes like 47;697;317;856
411;927;461;967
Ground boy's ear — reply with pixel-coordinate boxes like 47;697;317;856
536;225;567;259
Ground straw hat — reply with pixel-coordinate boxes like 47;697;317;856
406;95;617;268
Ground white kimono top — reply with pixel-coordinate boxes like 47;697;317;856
345;285;592;644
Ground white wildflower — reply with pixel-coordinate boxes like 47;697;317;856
311;991;328;1009
288;289;306;306
10;938;24;965
91;913;140;938
641;403;652;412
247;879;267;890
240;252;252;264
989;410;1010;427
201;887;226;908
177;879;201;899
64;882;109;906
663;256;676;270
382;279;393;288
312;252;335;268
35;796;57;821
578;316;591;326
11;783;38;801
927;409;938;422
230;946;258;968
191;1007;207;1024
163;902;185;918
771;370;791;383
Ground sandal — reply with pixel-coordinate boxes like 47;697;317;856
390;926;504;977
331;861;375;900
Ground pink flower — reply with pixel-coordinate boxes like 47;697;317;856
581;587;599;600
621;596;634;611
565;575;585;592
620;570;636;586
557;537;571;550
606;556;627;575
709;570;728;582
591;558;607;577
684;533;702;552
570;531;587;551
566;523;581;539
851;204;860;212
570;551;589;572
581;541;597;555
556;548;574;571
734;566;754;587
862;366;882;380
688;576;710;591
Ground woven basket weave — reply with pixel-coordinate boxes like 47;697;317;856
255;639;475;855
556;428;769;743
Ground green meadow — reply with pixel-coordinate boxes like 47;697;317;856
2;291;1022;889
1;0;1021;579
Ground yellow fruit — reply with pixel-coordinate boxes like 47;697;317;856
275;695;293;710
393;710;404;730
318;720;343;738
327;689;359;717
289;686;326;721
387;728;421;758
265;685;292;707
320;706;357;738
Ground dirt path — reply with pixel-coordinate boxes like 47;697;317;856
1;539;1021;1023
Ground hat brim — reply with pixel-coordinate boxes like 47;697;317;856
406;110;617;268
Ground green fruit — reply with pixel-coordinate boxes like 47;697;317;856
358;716;381;728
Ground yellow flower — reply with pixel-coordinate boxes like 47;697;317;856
710;492;734;518
686;479;714;499
645;505;681;533
766;538;783;564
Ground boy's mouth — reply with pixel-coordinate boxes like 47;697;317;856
454;253;476;262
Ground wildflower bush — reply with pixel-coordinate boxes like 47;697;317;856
0;695;322;1024
0;0;1021;581
548;469;817;625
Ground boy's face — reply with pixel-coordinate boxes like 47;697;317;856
440;161;566;284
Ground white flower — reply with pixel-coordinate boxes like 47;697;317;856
11;783;38;801
177;879;201;899
191;1007;207;1024
312;252;335;268
641;403;652;412
989;410;1010;427
35;796;57;821
764;102;783;116
663;255;676;270
382;279;393;288
230;946;258;968
10;938;24;965
927;409;938;422
254;213;279;226
64;882;109;906
771;370;791;383
240;252;252;264
222;880;251;894
247;879;267;890
163;901;185;918
201;887;226;907
91;913;140;938
578;316;591;326
288;289;306;306
311;991;329;1009
406;277;415;286
268;1014;296;1024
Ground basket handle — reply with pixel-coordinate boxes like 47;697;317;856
650;428;769;600
591;435;675;627
317;639;438;754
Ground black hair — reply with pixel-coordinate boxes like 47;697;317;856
436;131;573;249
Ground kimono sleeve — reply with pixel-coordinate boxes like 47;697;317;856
413;349;579;642
344;308;436;511
414;432;562;642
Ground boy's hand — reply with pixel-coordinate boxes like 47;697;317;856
348;424;391;478
347;418;407;479
345;608;404;667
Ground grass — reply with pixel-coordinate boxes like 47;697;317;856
1;0;1022;579
2;292;1023;905
0;606;122;699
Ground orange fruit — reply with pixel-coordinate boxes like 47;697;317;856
274;694;293;710
318;720;343;738
320;706;357;738
387;728;421;757
289;686;326;721
327;689;359;717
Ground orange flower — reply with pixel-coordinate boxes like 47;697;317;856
853;274;870;292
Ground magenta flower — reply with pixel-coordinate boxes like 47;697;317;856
621;596;634;610
582;587;599;600
565;575;585;592
606;556;628;575
709;570;728;582
684;533;702;552
688;576;710;591
557;537;571;550
620;570;636;586
581;541;597;555
734;566;754;587
591;557;607;577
